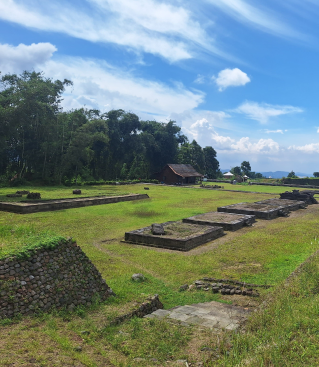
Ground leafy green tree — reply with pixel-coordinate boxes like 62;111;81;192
203;146;220;178
231;166;242;176
120;163;128;180
241;161;251;176
0;71;72;182
313;172;319;177
287;170;297;178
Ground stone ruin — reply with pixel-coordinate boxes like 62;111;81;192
280;190;318;204
0;239;113;319
125;221;225;251
183;212;255;231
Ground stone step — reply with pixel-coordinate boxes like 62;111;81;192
145;301;251;330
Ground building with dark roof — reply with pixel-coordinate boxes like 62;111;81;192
155;164;203;185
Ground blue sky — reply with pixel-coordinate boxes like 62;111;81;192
1;0;319;173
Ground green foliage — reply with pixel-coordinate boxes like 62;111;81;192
1;71;218;185
216;253;319;366
241;160;251;176
313;172;319;177
231;166;242;176
203;146;220;178
287;170;297;178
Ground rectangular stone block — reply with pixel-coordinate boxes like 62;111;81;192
183;212;255;231
125;221;225;251
217;202;285;220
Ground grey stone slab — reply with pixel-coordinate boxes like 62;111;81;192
151;309;170;318
188;308;212;316
168;312;190;322
172;305;198;314
183;315;206;325
146;300;251;330
200;319;220;329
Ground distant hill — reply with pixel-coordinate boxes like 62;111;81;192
220;169;313;178
260;171;312;178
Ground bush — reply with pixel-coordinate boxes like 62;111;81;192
9;178;30;187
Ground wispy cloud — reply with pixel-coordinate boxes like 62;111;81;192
214;68;250;91
0;0;223;63
44;57;204;116
264;129;287;134
234;101;303;124
205;0;307;41
0;42;204;117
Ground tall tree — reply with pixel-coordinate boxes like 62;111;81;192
0;71;72;182
241;161;251;176
203;146;220;178
231;166;242;176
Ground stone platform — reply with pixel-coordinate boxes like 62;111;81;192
183;212;255;231
145;301;251;330
0;194;149;214
255;198;307;210
124;221;225;251
217;202;288;220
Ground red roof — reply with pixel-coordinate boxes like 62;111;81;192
167;164;203;178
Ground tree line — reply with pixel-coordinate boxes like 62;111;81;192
230;161;263;179
0;71;221;185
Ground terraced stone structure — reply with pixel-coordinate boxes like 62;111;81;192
0;239;112;319
217;202;289;220
183;212;255;231
125;221;225;251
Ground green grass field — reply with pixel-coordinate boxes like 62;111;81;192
0;183;319;366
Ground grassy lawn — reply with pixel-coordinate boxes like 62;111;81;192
0;183;319;366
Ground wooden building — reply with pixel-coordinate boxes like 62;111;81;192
155;164;203;185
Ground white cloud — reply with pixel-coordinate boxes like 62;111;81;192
317;128;319;133
214;68;250;91
234;101;303;124
230;137;280;154
0;42;57;74
206;0;307;41
42;57;204;116
211;133;235;148
171;110;231;145
0;41;205;117
265;129;284;134
0;0;221;63
289;143;319;154
209;132;280;154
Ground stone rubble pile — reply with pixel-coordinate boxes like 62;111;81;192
180;279;262;297
280;190;318;204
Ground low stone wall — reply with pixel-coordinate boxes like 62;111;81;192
0;193;149;214
0;239;113;319
110;295;163;325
